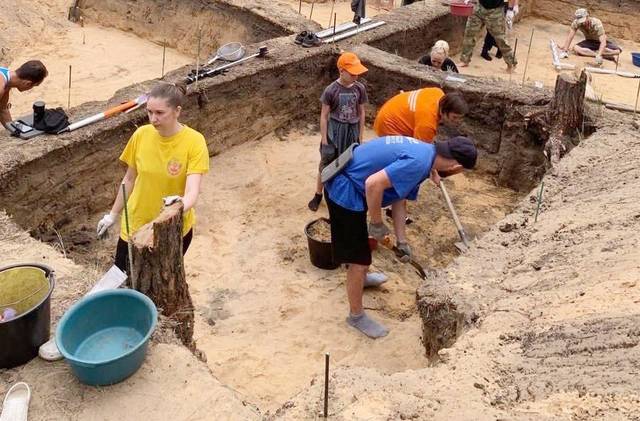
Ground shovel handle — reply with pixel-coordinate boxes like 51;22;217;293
440;181;470;248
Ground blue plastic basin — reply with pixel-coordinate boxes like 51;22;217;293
56;289;157;386
632;52;640;68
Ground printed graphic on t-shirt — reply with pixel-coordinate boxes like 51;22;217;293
337;92;358;122
167;158;183;176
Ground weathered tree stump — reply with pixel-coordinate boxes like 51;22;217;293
546;70;587;166
130;202;194;348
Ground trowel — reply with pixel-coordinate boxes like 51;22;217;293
439;180;471;253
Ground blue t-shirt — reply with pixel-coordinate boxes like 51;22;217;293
326;136;435;211
0;67;10;84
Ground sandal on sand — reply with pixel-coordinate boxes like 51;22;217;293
0;382;31;421
302;33;322;48
294;31;309;45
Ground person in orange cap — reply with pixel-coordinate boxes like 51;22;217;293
308;52;369;212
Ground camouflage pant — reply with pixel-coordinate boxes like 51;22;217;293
460;4;517;66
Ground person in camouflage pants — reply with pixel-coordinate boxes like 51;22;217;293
459;1;517;70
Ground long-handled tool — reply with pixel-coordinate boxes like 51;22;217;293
122;183;137;290
380;237;427;280
57;93;148;134
439;181;471;253
186;46;268;84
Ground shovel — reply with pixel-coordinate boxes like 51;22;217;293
379;237;427;280
186;46;268;84
439;180;471;253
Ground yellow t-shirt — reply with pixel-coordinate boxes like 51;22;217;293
119;124;209;241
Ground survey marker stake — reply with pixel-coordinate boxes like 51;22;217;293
162;39;167;78
310;0;315;21
522;28;535;85
67;65;72;109
534;181;545;223
328;0;336;28
635;79;640;115
324;353;330;418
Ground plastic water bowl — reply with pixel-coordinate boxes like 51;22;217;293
56;289;157;386
632;52;640;68
450;1;474;17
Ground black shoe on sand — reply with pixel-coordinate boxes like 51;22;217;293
481;50;493;61
308;193;322;211
496;49;503;59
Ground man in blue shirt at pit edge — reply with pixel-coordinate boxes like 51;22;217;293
324;135;477;338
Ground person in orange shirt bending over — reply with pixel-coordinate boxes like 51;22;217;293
373;87;468;227
373;87;468;143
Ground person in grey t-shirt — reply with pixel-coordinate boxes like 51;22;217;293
308;52;369;212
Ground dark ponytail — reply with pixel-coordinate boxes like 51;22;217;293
439;91;468;116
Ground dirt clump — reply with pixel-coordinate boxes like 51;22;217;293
306;218;332;242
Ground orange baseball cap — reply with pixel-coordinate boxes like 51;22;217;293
337;52;368;75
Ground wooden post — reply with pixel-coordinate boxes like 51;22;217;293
161;39;167;78
130;202;194;348
546;70;587;166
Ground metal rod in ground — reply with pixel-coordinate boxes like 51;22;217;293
522;28;535;85
161;39;167;78
195;29;202;90
310;0;315;20
328;0;336;28
510;38;518;84
534;181;545;223
67;65;72;109
332;13;337;46
122;183;137;290
634;79;640;115
298;0;302;14
324;353;330;418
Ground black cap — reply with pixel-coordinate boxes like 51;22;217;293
435;136;477;169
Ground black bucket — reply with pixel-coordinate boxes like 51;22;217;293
304;218;340;270
0;263;55;368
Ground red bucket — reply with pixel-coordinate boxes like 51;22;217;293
450;2;474;17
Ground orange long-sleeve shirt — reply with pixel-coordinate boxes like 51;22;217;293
373;87;444;143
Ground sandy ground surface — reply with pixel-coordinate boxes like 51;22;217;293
184;126;519;411
452;17;640;107
3;0;192;117
282;0;400;31
274;115;640;420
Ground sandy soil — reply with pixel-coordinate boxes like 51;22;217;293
184;126;519;410
3;0;192;117
282;0;400;31
273;115;640;421
452;17;640;107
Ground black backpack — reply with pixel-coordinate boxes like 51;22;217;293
34;108;70;134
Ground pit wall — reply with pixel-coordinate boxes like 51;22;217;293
353;44;552;191
77;0;317;57
0;2;556;235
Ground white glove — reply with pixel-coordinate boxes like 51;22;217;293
163;195;182;206
513;4;519;15
505;10;515;30
96;213;117;239
595;54;603;66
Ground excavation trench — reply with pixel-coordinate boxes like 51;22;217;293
0;38;585;407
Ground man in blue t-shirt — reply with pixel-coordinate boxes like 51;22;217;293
324;135;477;338
1;60;48;134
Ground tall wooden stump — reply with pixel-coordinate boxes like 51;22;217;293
546;70;587;166
130;203;194;348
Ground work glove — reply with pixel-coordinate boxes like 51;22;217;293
595;54;603;66
505;10;515;30
368;221;390;241
96;212;117;239
163;195;182;206
396;242;412;263
320;143;336;163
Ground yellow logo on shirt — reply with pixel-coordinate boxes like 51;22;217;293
167;158;183;176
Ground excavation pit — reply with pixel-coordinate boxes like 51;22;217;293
3;0;630;418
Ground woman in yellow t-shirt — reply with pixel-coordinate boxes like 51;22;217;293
96;82;210;272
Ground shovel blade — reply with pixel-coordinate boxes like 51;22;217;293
454;241;468;253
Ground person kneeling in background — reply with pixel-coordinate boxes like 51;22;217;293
419;40;459;73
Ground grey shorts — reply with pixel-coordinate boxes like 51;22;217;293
319;119;360;170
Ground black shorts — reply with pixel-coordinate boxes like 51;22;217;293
325;193;371;266
577;39;621;52
115;229;193;273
